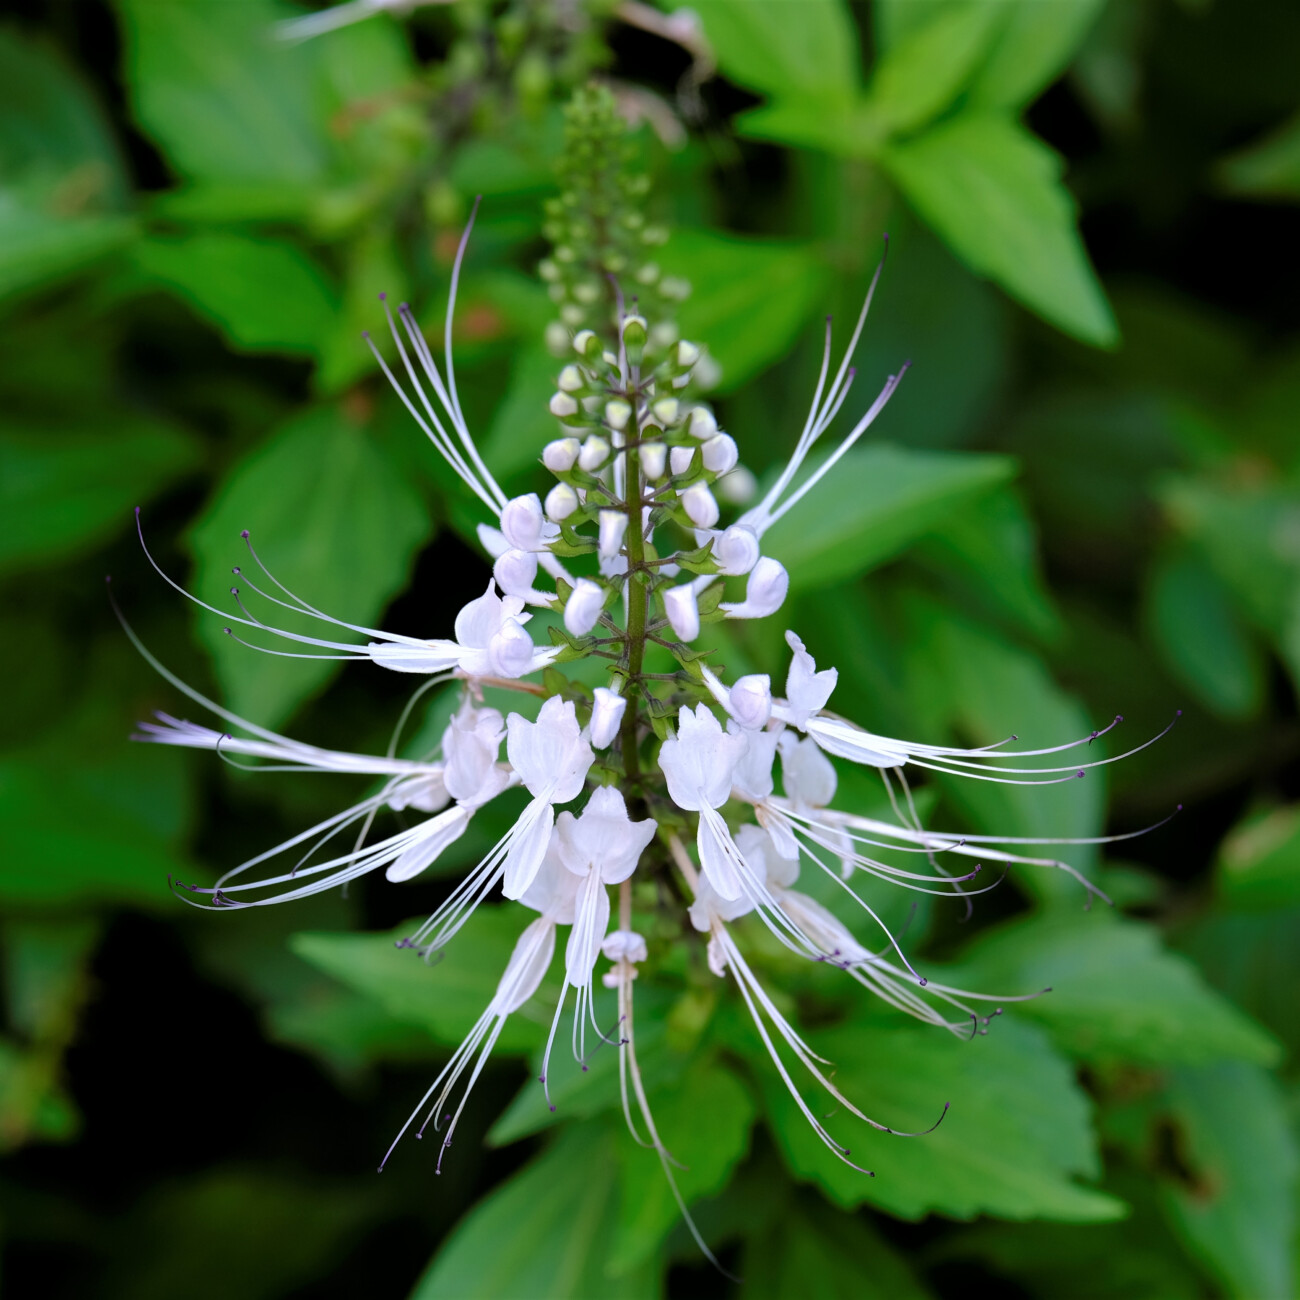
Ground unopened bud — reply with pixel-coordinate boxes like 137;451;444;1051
621;314;647;347
714;524;760;576
601;927;647;963
542;437;580;472
688;407;717;440
652;397;679;426
716;465;757;504
579;435;610;471
604;399;632;432
670;446;695;477
598;509;628;560
702;433;738;475
557;364;584;393
545;482;579;522
500;494;547;551
663;583;700;643
729;674;773;730
734;556;788;619
677;339;701;368
573;329;600;359
549;391;579;419
564;578;603;636
589;686;626;749
681;482;720;529
493;548;538;599
640;442;667;480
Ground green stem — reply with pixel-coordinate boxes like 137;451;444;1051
619;394;647;784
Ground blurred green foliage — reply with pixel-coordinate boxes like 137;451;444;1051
2;0;1299;1296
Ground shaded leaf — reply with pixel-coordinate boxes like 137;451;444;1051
1159;1061;1297;1300
880;115;1117;346
411;1124;659;1300
188;403;430;728
1216;804;1300;910
134;233;338;357
754;1016;1123;1222
1216;110;1300;202
763;445;1013;593
945;911;1280;1067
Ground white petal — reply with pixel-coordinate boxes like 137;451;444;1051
489;917;556;1015
368;640;463;674
385;806;469;882
564;870;611;986
697;809;744;901
501;800;555;900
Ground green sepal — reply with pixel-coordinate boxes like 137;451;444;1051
673;539;718;575
696;578;726;616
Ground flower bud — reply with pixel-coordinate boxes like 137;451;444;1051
557;364;584;393
729;674;773;730
724;556;788;620
488;618;534;678
663;583;700;642
601;928;647;963
493;548;538;599
604;399;631;432
677;339;701;368
621;314;647;347
545;482;579;522
542;437;580;472
573;329;600;359
549;391;579;419
564;578;603;636
670;446;695;477
639;441;667;480
598;509;628;560
589;686;627;749
578;434;610;471
500;494;547;551
702;433;738;475
716;465;757;504
681;482;720;529
714;524;760;576
688;406;717;440
652;397;679;426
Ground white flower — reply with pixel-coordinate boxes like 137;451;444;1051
663;583;700;643
589;686;626;749
564;578;604;637
501;697;594;900
701;666;771;730
701;433;738;475
720;556;789;620
711;523;760;576
544;483;579;521
500;493;559;553
670;446;695;476
542;437;580;471
598;509;628;560
639;442;667;480
680;482;719;529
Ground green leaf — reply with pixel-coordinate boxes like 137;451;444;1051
911;484;1062;641
314;228;407;394
1216;804;1300;911
608;1058;757;1274
963;0;1107;111
1145;548;1266;721
188;404;430;728
687;0;859;104
117;0;328;183
412;1124;659;1300
0;207;136;306
665;230;829;393
754;1016;1123;1222
134;234;338;357
946;912;1280;1067
741;1199;933;1300
290;908;544;1054
863;3;1006;138
479;345;559;482
1159;1061;1298;1300
1216;110;1300;202
0;416;201;575
880;114;1117;346
762;445;1014;592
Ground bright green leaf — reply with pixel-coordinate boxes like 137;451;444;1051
291;908;544;1055
0;416;200;574
314;228;407;394
945;911;1280;1067
762;445;1013;592
479;345;559;483
880;114;1117;346
665;230;829;393
188;404;429;727
863;3;1006;138
0;205;136;306
411;1124;659;1300
134;234;338;357
1145;548;1265;720
687;0;858;103
1160;1061;1297;1300
754;1016;1123;1222
608;1058;757;1274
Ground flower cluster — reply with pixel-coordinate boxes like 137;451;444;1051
123;200;1172;1263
